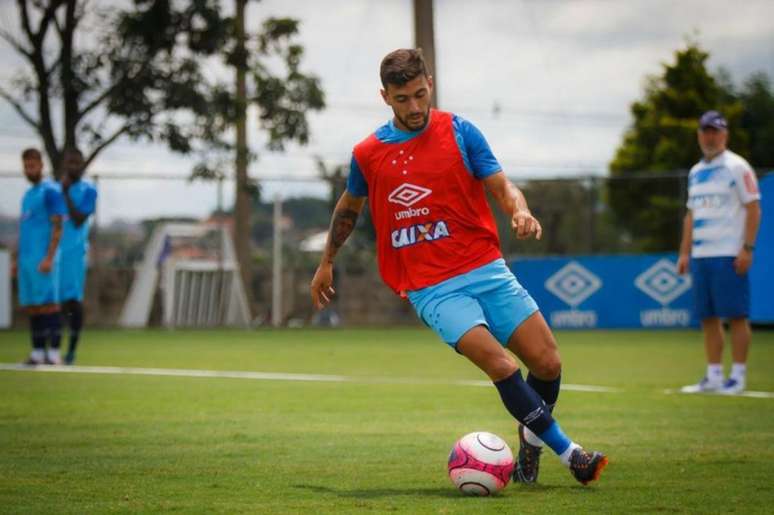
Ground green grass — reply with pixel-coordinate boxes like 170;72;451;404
1;328;773;514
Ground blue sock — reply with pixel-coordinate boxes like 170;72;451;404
493;369;554;436
538;422;572;455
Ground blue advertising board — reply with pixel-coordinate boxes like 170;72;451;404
750;174;774;323
509;174;773;328
509;253;695;329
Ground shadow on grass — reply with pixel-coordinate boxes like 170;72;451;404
292;483;581;499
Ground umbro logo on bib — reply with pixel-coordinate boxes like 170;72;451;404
388;183;431;207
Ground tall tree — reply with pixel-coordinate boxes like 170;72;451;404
738;72;774;170
0;0;226;176
190;2;325;301
1;0;325;305
608;41;746;251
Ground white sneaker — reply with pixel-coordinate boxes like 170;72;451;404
680;377;723;393
718;378;745;395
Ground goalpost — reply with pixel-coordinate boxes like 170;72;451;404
119;223;250;328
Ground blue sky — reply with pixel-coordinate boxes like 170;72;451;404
0;0;772;223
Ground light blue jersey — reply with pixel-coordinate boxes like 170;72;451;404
18;179;66;306
347;113;502;197
19;179;66;261
60;179;97;301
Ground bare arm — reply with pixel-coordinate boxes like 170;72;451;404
483;171;542;240
60;176;89;227
310;191;367;309
734;200;761;274
39;215;62;273
321;191;367;265
677;211;692;274
62;189;88;227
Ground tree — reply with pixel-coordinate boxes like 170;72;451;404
608;41;746;251
739;72;774;169
1;0;325;306
0;0;227;176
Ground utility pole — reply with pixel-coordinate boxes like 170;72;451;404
413;0;438;107
233;0;253;313
271;195;283;327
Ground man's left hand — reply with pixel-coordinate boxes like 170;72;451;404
511;210;542;240
734;248;753;275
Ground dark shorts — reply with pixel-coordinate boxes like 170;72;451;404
691;256;749;320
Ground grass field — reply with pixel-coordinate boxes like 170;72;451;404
1;328;773;514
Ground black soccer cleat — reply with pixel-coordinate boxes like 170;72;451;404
568;447;608;485
64;351;76;365
513;424;542;484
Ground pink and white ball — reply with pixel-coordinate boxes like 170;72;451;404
447;431;514;495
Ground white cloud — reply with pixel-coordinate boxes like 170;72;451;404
0;0;772;222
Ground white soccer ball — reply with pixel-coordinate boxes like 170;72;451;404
447;431;515;495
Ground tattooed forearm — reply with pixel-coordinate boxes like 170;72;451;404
325;208;359;263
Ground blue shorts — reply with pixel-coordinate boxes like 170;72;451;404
691;256;749;320
60;248;87;302
407;258;539;348
18;257;60;307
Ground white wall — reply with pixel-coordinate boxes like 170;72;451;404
0;250;9;328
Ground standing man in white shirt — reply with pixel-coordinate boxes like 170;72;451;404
678;110;762;395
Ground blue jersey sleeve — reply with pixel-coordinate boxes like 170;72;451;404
347;154;369;197
452;115;502;179
77;184;98;215
44;185;66;217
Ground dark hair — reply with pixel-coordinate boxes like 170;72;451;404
380;48;429;88
21;147;42;160
63;146;84;159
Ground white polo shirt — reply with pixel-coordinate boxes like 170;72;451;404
687;149;760;258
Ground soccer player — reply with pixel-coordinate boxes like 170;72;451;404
17;148;66;365
678;111;761;395
310;49;608;485
58;148;97;365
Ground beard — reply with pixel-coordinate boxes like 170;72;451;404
396;107;430;132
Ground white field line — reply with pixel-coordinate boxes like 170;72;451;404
662;388;774;399
2;363;771;398
0;363;619;393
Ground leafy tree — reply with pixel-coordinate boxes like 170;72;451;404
0;0;229;175
738;72;774;169
1;0;325;306
608;41;747;251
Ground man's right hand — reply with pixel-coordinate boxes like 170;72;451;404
310;262;336;310
38;256;53;274
677;253;690;275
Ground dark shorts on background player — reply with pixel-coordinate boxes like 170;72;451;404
690;256;749;319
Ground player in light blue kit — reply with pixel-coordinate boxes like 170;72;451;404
58;148;97;365
17;148;66;365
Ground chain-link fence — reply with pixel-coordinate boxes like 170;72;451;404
1;169;770;328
